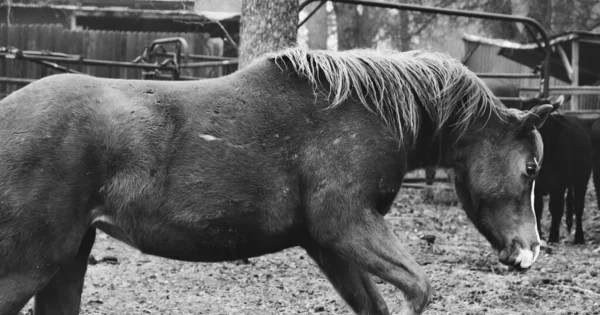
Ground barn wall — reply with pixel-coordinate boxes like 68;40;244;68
0;23;224;98
463;40;600;111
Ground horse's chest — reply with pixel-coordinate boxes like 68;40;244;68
91;208;138;248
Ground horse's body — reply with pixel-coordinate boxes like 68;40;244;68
521;99;592;244
0;48;549;315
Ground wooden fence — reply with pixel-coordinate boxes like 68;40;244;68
1;23;225;98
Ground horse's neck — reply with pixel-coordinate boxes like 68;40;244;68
405;121;462;171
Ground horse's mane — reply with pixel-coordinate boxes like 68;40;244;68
269;47;510;141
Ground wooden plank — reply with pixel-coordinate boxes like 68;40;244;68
69;28;83;73
0;24;6;95
117;31;128;79
125;31;136;79
106;31;114;78
82;30;92;75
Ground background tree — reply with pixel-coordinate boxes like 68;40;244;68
303;2;328;50
238;0;298;68
333;3;384;50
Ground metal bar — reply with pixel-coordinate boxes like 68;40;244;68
520;86;600;95
475;73;539;79
30;59;84;74
151;51;236;61
578;38;600;45
144;72;202;81
179;60;239;68
0;77;36;85
298;0;552;97
0;53;177;71
298;0;327;28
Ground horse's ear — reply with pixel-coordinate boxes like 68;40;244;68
518;104;555;133
551;95;568;110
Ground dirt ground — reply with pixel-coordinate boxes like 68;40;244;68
20;181;600;315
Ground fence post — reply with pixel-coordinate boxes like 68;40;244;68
571;38;579;111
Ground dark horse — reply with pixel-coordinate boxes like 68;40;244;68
0;48;551;315
521;98;592;244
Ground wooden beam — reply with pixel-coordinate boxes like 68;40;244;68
519;86;600;95
571;39;580;110
556;45;573;81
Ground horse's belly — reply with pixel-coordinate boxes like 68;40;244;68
91;207;300;262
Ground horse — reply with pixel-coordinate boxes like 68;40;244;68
0;48;551;315
521;97;592;244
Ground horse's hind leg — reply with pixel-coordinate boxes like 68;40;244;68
34;228;96;315
308;208;430;315
304;242;389;315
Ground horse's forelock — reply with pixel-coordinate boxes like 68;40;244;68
270;47;510;143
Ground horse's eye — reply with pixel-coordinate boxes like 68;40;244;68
525;164;537;177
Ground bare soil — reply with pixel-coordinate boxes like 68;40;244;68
20;184;600;315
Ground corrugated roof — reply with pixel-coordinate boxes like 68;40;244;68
463;32;600;85
0;3;239;21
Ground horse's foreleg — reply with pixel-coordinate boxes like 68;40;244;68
308;209;430;315
34;228;96;315
304;242;389;315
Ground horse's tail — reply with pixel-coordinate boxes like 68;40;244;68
566;186;574;233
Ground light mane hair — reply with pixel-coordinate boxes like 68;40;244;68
269;47;511;142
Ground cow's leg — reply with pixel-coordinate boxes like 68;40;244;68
534;192;545;240
572;183;588;244
34;228;96;315
548;188;566;243
304;242;389;315
565;188;574;234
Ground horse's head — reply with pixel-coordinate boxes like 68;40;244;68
449;103;556;270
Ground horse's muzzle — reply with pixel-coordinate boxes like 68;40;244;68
498;241;541;270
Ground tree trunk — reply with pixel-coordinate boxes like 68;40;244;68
526;0;553;32
357;6;383;48
334;3;382;50
304;2;328;50
334;3;359;50
483;0;520;40
238;0;299;68
398;10;411;51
